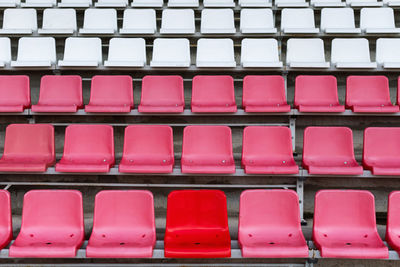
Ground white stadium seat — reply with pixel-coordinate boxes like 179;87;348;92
38;9;77;34
239;0;272;7
160;9;195;34
281;9;319;33
150;38;191;67
275;0;308;7
131;0;163;7
241;38;282;68
0;9;37;34
383;0;400;6
167;0;198;6
120;9;156;34
376;38;400;69
196;38;236;67
320;8;361;33
200;9;236;34
21;0;55;7
0;0;21;7
311;0;345;6
0;38;11;67
95;0;127;7
331;38;377;68
58;0;91;7
346;0;383;7
79;9;117;34
58;37;102;67
240;9;276;33
360;8;400;33
11;37;56;67
203;0;235;7
286;38;330;68
105;38;146;67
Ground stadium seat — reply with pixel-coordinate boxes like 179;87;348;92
11;37;56;67
0;9;37;34
131;0;163;6
281;8;319;33
242;127;298;174
119;125;174;173
387;191;400;254
58;37;102;67
241;39;282;68
384;0;400;5
320;8;361;33
242;75;290;112
168;0;199;6
239;0;272;6
85;75;133;113
138;75;185;113
275;0;308;6
303;127;363;175
150;38;191;67
0;75;30;112
331;38;377;68
104;38;146;67
181;126;235;173
21;0;55;7
346;0;383;6
196;39;236;67
95;0;127;7
56;125;114;172
86;190;156;257
0;0;20;7
160;9;195;34
31;75;83;113
0;190;11;250
164;190;231;258
191;75;237;113
360;8;400;33
294;75;345;112
346;76;398;113
120;9;156;34
311;0;346;6
58;0;91;7
376;38;400;68
313;190;388;258
38;9;77;34
203;0;235;6
9;190;84;258
240;9;276;33
79;9;117;34
200;9;235;34
286;39;330;68
0;38;10;67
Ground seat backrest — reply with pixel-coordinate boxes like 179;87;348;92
346;76;392;107
281;8;315;29
140;75;185;106
287;38;326;63
196;38;235;64
161;9;194;31
152;38;190;64
192;75;235;107
241;39;280;63
320;8;356;30
37;75;82;107
0;190;12;248
42;8;77;30
16;37;56;63
240;9;274;30
0;38;10;64
83;8;117;30
242;75;287;106
107;38;146;63
376;38;400;64
331;38;371;63
295;75;340;107
387;191;400;238
63;37;102;63
89;75;133;107
0;75;30;107
201;8;234;31
360;8;396;30
122;9;156;30
363;127;400;165
3;9;37;30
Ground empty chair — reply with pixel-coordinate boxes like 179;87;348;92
38;9;77;34
21;0;55;7
242;127;298;174
275;0;308;8
31;75;83;113
0;75;30;112
11;37;56;67
313;190;388;258
150;38;190;67
120;9;156;34
240;9;276;33
58;37;102;67
203;0;234;6
165;190;231;258
0;38;10;67
0;0;21;7
79;9;117;34
196;39;236;67
387;191;400;254
320;8;361;33
86;190;156;257
201;9;235;34
241;39;282;68
0;9;37;34
346;0;383;6
360;8;400;33
239;0;272;6
294;75;345;112
58;0;91;7
168;0;199;6
331;38;377;68
0;124;54;172
119;126;174;173
85;75;133;113
105;38;146;67
160;9;195;34
131;0;163;6
56;125;114;173
0;190;11;250
191;75;237;113
138;75;185;113
95;0;127;7
376;38;400;68
286;39;330;68
311;0;346;6
281;9;318;33
181;126;235;173
9;190;84;258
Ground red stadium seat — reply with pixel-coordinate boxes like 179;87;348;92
9;190;84;258
0;75;30;113
56;125;114;173
164;190;231;258
313;190;388;259
138;76;185;113
386;191;400;255
242;126;298;174
302;127;363;175
0;190;12;250
119;125;174;173
85;76;133;113
294;75;345;113
31;75;83;113
238;190;308;258
346;76;399;113
181;126;235;173
191;76;237;113
0;124;54;172
242;76;290;113
86;190;156;258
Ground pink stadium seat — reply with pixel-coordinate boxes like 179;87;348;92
242;126;298;174
181;126;235;173
386;191;400;254
164;190;231;258
313;190;388;259
9;190;84;258
302;127;363;175
0;190;12;250
191;76;237;113
346;76;399;113
294;75;345;113
119;125;174;173
0;75;30;113
242;76;290;113
0;124;54;172
56;125;114;173
238;190;308;258
138;76;185;113
86;190;156;258
85;76;133;113
31;75;83;113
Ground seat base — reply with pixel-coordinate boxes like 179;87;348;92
85;105;132;113
318;243;388;259
307;165;363;175
351;105;399;113
297;105;345;113
164;246;231;258
0;162;49;172
119;163;173;173
192;105;237;113
244;164;299;174
244;104;291;113
181;164;236;174
55;162;112;173
138;105;184;113
86;244;153;258
31;104;79;113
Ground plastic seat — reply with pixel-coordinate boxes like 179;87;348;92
239;0;272;6
0;190;11;250
384;0;400;6
240;9;276;33
38;9;76;34
0;38;10;67
200;9;235;34
79;9;117;34
58;0;91;6
181;126;235;173
105;38;146;67
387;191;400;254
376;38;400;69
11;37;56;67
203;0;234;6
21;0;55;7
95;0;127;7
9;190;84;258
86;190;156;258
242;75;290;112
160;9;195;34
56;125;114;173
85;75;133;113
275;0;308;8
120;9;156;34
303;127;363;175
281;8;319;33
138;75;185;113
168;0;198;6
241;39;282;68
191;75;236;113
150;38;190;67
0;75;30;112
165;190;231;258
294;75;345;112
58;37;102;67
331;38;377;69
346;0;383;6
360;8;400;33
0;0;21;7
286;39;330;68
311;0;345;6
131;0;163;6
31;75;83;113
119;125;174;173
196;39;236;67
346;76;398;113
320;8;361;33
313;190;388;259
242;127;298;174
0;9;37;34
